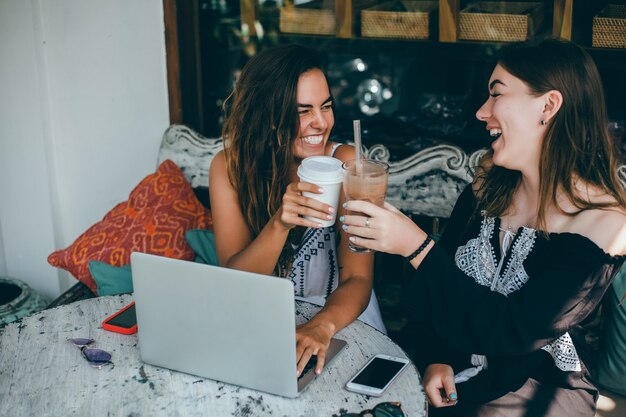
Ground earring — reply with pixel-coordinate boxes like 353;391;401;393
540;120;546;126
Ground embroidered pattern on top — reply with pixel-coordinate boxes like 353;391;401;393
454;216;582;372
289;226;338;299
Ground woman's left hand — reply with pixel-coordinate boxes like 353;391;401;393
423;364;458;407
341;201;427;256
295;320;334;376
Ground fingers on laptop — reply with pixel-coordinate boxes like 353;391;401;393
296;348;311;376
296;322;333;375
295;344;308;375
314;350;326;375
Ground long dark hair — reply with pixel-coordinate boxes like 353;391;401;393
222;44;327;272
475;39;626;229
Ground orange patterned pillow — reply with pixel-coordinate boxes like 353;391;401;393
48;159;213;294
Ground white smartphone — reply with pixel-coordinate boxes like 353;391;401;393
345;354;410;396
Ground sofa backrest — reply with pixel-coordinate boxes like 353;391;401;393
157;124;489;218
159;124;626;217
157;125;223;190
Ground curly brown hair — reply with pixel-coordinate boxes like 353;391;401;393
222;44;328;273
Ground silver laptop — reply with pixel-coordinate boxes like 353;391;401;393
130;252;347;398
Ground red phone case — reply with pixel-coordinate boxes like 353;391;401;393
102;302;138;334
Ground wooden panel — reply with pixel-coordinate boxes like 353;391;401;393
164;0;182;124
439;0;459;42
336;0;353;38
553;0;573;40
240;0;257;36
174;0;204;132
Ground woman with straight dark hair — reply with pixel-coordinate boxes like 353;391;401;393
209;44;385;376
341;39;626;416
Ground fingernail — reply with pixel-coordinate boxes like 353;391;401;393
318;187;324;193
328;207;335;213
316;368;321;375
339;216;345;222
349;236;355;242
342;202;347;209
326;215;332;220
449;393;457;400
342;224;348;231
317;223;323;228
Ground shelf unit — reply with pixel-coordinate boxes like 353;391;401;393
240;0;578;42
173;1;625;139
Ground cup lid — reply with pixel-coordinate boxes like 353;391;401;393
297;156;344;184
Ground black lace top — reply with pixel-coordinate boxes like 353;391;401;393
404;185;625;404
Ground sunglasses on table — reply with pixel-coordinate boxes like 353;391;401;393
338;401;404;417
67;338;113;368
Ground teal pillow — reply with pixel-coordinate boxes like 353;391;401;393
88;231;216;296
185;229;218;266
88;261;133;296
596;265;626;396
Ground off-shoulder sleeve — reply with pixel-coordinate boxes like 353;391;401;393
411;234;622;357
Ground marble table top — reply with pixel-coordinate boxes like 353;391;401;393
0;294;426;416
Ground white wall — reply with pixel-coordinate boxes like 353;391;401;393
0;0;170;300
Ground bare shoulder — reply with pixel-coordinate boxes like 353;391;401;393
209;150;226;176
208;150;236;198
329;143;356;163
569;207;626;256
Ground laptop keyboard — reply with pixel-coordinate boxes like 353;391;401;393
297;355;318;381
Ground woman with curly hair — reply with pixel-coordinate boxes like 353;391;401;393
210;44;385;377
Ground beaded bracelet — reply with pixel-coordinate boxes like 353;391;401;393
406;235;433;262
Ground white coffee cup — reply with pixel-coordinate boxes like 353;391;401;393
297;156;344;228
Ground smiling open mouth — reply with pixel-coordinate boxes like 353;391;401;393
301;135;323;145
490;128;502;140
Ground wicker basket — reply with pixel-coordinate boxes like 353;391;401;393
361;1;438;40
593;5;626;49
280;0;336;35
280;0;377;36
459;2;544;42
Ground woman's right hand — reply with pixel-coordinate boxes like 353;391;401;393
275;181;334;230
423;364;458;408
341;201;426;257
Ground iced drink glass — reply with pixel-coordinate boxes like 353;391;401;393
342;159;389;253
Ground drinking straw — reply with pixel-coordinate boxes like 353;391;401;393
353;120;363;175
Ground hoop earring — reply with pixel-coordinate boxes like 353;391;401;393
540;120;546;126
